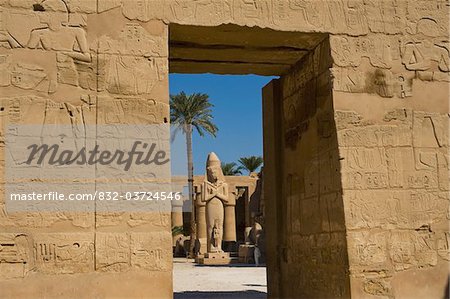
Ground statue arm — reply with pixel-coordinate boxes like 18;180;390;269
205;189;216;201
215;184;229;203
200;183;213;203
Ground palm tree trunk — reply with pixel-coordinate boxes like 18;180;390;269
186;124;196;258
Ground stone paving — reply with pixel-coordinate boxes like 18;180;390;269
173;258;267;299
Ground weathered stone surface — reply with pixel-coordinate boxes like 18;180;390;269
95;232;171;272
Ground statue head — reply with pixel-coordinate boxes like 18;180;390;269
33;0;69;30
206;152;224;183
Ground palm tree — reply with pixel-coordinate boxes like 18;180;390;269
170;91;218;257
238;156;263;175
221;162;243;176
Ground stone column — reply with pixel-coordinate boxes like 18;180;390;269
223;204;236;242
171;199;183;228
223;188;237;251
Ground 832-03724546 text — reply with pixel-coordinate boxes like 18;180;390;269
9;191;183;201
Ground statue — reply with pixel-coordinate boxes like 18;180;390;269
201;152;229;253
211;220;221;251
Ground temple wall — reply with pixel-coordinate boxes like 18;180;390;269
0;0;448;298
0;2;172;298
277;37;351;298
334;82;449;298
327;2;450;297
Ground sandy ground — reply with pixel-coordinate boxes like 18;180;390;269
173;258;267;299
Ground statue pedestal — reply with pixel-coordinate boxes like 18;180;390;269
196;252;233;265
238;244;255;263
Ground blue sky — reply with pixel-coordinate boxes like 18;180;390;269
169;74;276;175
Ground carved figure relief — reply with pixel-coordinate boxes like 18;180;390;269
99;55;164;95
26;0;92;88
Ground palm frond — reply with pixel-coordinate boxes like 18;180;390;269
238;156;263;174
221;162;243;176
170;92;218;138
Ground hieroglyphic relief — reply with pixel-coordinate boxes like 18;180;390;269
389;230;437;271
0;54;54;93
401;17;450;80
339;114;448;298
337;100;448;295
436;232;450;261
364;0;405;34
387;147;439;190
0;0;95;93
289;232;349;297
97;95;168;124
96;232;170;272
122;0;234;24
330;36;417;98
130;232;171;271
95;23;167;96
97;55;166;96
337;121;412;148
0;95;95;135
331;35;396;69
348;230;389;271
341;147;388;190
282;38;331;149
0;233;32;278
1;233;95;277
26;0;93;88
96;232;130;272
346;190;447;230
96;211;171;228
97;23;166;57
330;6;450;96
412;111;448;148
34;233;94;274
349;228;445;275
1;211;94;229
114;0;436;37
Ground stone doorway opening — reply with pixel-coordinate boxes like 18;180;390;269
169;24;334;298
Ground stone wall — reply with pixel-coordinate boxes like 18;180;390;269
276;37;351;298
0;0;448;298
0;1;172;297
335;83;449;298
327;1;450;297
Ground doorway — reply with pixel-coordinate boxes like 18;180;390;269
169;24;348;299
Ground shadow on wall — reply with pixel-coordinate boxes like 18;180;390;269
265;36;351;298
444;278;449;299
174;290;266;299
